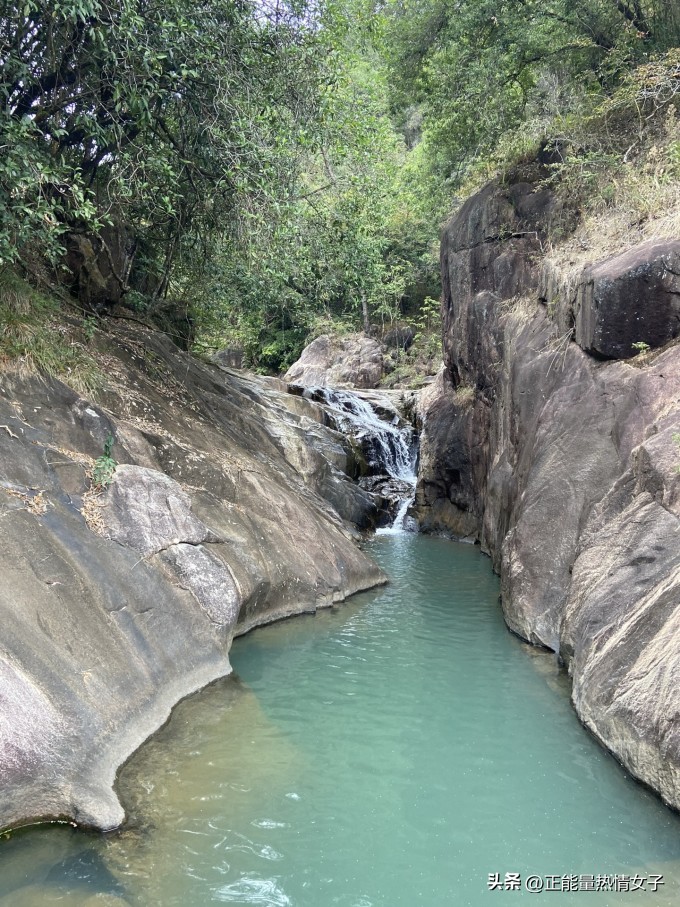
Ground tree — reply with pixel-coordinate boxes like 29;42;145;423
381;0;680;181
0;0;326;289
191;1;435;370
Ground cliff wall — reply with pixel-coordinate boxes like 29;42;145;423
414;162;680;808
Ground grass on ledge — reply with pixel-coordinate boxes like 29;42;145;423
0;269;104;398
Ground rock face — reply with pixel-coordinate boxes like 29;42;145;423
211;346;243;369
284;333;383;388
574;240;680;359
0;324;385;832
65;226;132;312
382;325;416;351
415;164;680;809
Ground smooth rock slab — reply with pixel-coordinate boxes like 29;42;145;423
106;465;219;556
0;323;386;832
161;543;241;630
284;333;383;388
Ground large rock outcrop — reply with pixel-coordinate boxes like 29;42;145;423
415;164;680;809
284;333;383;388
0;322;385;832
64;225;132;313
540;239;680;359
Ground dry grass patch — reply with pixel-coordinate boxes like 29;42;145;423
0;270;105;398
454;383;475;406
497;295;540;326
544;86;680;276
80;486;109;535
2;485;50;515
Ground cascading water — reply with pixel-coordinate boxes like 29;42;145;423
302;387;418;533
379;493;414;535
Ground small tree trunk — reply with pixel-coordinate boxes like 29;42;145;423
361;294;370;334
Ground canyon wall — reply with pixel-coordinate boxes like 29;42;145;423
414;160;680;809
0;323;385;832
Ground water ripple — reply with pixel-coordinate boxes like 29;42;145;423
2;535;680;907
214;877;292;905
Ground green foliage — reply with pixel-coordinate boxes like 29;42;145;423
191;3;441;369
0;0;444;371
91;434;116;490
82;316;98;344
414;296;441;341
380;307;442;390
632;340;651;353
5;0;677;374
0;112;99;267
381;0;680;185
0;0;327;286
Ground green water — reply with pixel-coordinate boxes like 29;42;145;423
1;535;679;906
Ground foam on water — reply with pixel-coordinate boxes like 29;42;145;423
304;387;416;483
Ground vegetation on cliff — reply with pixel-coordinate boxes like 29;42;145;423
1;0;679;375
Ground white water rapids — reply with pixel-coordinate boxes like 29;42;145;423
302;387;418;533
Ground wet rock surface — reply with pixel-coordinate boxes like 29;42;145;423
415;165;680;809
0;323;386;832
288;385;419;530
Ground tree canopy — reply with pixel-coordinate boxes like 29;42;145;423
1;0;324;274
383;0;680;182
2;0;679;370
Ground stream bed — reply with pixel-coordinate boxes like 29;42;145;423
1;534;679;906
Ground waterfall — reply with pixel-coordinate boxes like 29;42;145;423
303;387;418;533
378;492;416;535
